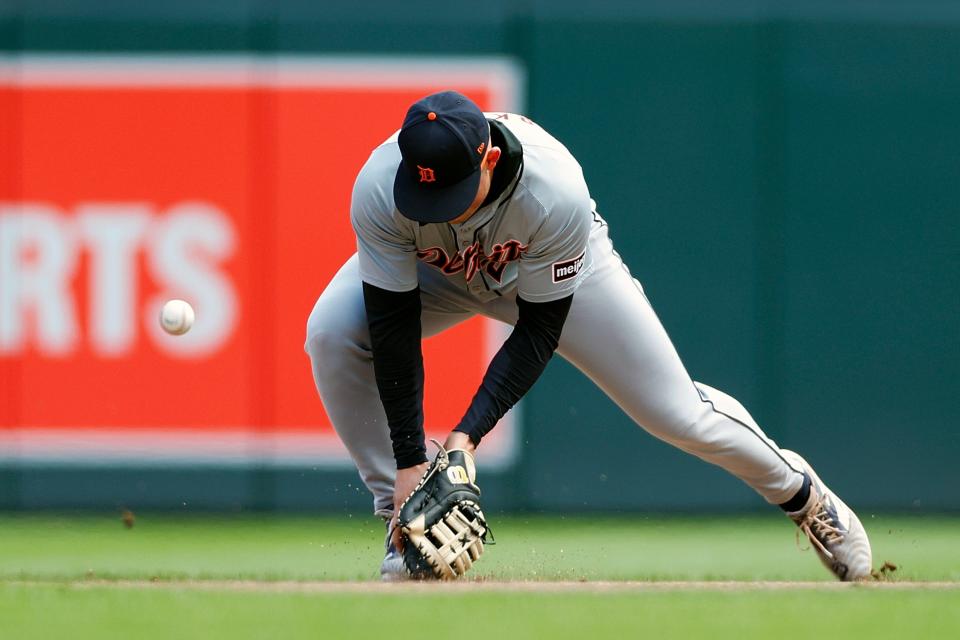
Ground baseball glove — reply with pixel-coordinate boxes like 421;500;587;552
397;440;491;580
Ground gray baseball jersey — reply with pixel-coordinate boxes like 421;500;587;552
351;113;593;303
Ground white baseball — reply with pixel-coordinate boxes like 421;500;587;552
160;299;195;336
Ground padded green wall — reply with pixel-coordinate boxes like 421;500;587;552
2;1;957;511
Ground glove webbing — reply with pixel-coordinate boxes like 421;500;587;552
411;502;486;579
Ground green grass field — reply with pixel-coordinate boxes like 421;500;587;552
1;513;958;639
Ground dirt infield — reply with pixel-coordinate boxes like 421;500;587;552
13;579;960;593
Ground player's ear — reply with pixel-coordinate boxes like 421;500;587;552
485;146;502;171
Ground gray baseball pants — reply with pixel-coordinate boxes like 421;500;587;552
306;225;804;517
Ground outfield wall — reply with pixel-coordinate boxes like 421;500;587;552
1;1;958;512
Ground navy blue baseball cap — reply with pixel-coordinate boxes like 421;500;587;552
393;91;490;223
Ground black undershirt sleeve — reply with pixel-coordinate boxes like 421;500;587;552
454;294;573;445
362;282;428;469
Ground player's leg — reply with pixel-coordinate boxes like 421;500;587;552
305;254;474;518
561;268;805;505
555;226;871;579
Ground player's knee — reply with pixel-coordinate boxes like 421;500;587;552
305;292;367;350
307;326;368;372
642;403;716;446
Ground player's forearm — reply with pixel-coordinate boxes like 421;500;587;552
362;282;428;469
454;294;573;445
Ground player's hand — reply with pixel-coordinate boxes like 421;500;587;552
443;431;477;454
391;461;431;551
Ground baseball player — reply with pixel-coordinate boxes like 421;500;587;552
305;90;873;581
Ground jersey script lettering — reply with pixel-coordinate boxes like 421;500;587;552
417;239;528;283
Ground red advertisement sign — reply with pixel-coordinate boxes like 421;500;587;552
0;56;522;465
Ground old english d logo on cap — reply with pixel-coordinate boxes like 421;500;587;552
393;91;490;224
417;166;436;183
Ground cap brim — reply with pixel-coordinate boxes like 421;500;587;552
393;162;482;223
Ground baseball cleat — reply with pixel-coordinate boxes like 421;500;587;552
781;450;873;581
379;518;409;581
